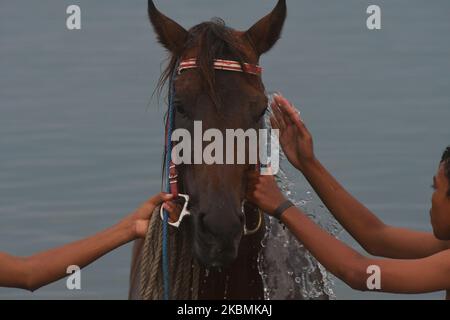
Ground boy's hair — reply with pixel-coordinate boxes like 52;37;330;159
441;147;450;197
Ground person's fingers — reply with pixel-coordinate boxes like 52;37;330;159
271;100;287;130
246;180;258;193
134;194;176;232
163;201;175;211
148;192;174;206
247;178;260;191
247;170;260;180
136;194;171;220
273;104;288;130
274;94;295;111
288;109;309;137
274;96;305;140
274;95;296;126
270;115;280;130
275;95;300;120
246;171;261;194
270;96;280;109
246;181;257;194
274;95;308;137
246;182;258;195
163;202;182;223
281;112;308;138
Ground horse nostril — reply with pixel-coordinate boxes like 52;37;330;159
213;247;224;255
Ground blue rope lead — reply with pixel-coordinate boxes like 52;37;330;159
162;60;179;300
162;206;169;300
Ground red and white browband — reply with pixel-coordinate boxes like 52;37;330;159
178;58;263;76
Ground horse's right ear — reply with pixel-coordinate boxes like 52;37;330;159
245;0;287;56
148;0;188;54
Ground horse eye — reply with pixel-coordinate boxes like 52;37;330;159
258;107;268;119
174;101;187;115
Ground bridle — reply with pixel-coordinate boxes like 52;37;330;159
160;58;264;236
178;58;263;76
158;57;265;300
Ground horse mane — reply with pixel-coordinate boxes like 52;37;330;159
156;18;249;108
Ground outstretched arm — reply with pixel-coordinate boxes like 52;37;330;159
247;174;450;294
0;222;135;291
0;193;177;291
270;94;449;258
298;159;447;258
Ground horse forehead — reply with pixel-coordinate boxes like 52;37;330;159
176;74;264;105
182;30;257;61
194;94;258;117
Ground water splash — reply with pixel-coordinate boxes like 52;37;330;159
257;95;341;300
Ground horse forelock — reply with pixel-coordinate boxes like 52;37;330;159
156;18;254;109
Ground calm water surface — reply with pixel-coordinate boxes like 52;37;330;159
0;0;449;299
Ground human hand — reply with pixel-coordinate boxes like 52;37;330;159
270;94;316;172
124;193;182;239
246;171;287;215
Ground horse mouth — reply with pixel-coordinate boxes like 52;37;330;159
192;232;240;268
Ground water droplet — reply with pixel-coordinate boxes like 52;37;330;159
257;172;338;299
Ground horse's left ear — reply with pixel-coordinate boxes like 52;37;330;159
245;0;287;56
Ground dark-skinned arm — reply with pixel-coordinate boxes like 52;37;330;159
269;94;449;258
0;193;177;291
247;173;450;294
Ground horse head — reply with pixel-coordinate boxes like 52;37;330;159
148;0;286;267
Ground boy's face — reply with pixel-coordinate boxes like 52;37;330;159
430;163;450;240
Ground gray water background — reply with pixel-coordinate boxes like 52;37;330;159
0;0;449;299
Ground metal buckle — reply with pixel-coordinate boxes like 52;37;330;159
160;194;191;228
241;199;264;236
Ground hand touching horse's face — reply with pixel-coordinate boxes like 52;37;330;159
148;0;286;267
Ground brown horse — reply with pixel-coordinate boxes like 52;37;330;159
131;0;287;300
